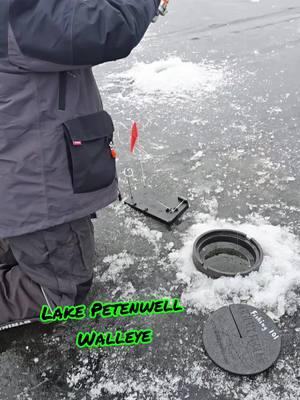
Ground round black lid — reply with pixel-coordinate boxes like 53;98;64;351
192;229;264;279
203;304;281;375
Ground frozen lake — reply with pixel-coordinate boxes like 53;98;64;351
1;0;300;399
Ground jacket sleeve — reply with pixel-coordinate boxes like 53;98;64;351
9;0;160;70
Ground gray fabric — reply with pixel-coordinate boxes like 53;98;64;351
9;0;160;66
0;25;119;239
0;216;95;325
0;265;46;324
8;216;95;306
0;0;159;323
0;0;159;238
0;239;16;267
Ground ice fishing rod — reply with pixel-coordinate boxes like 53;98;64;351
152;0;170;23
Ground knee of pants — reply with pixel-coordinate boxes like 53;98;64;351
7;216;96;303
42;271;94;309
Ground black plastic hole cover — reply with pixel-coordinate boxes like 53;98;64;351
192;229;264;279
203;304;282;376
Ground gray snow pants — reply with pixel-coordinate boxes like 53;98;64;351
0;216;95;327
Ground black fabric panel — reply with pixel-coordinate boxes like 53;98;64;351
63;116;117;190
63;111;114;142
58;72;67;111
0;0;9;58
0;239;17;268
9;0;73;64
74;277;93;305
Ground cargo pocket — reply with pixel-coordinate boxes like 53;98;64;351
63;111;116;194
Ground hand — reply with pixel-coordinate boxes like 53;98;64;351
152;0;170;23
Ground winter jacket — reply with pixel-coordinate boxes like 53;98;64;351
0;0;159;238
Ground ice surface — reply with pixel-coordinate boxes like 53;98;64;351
66;345;300;400
3;1;300;399
170;213;300;319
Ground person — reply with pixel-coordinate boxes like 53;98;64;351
0;0;160;330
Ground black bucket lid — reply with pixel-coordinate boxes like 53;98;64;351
192;229;264;279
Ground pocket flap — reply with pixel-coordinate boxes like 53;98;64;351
63;111;114;142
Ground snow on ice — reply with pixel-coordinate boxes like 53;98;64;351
103;57;227;102
170;213;300;319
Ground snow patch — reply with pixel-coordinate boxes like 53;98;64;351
190;150;204;161
125;217;163;253
170;213;300;319
111;57;225;96
101;251;135;282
